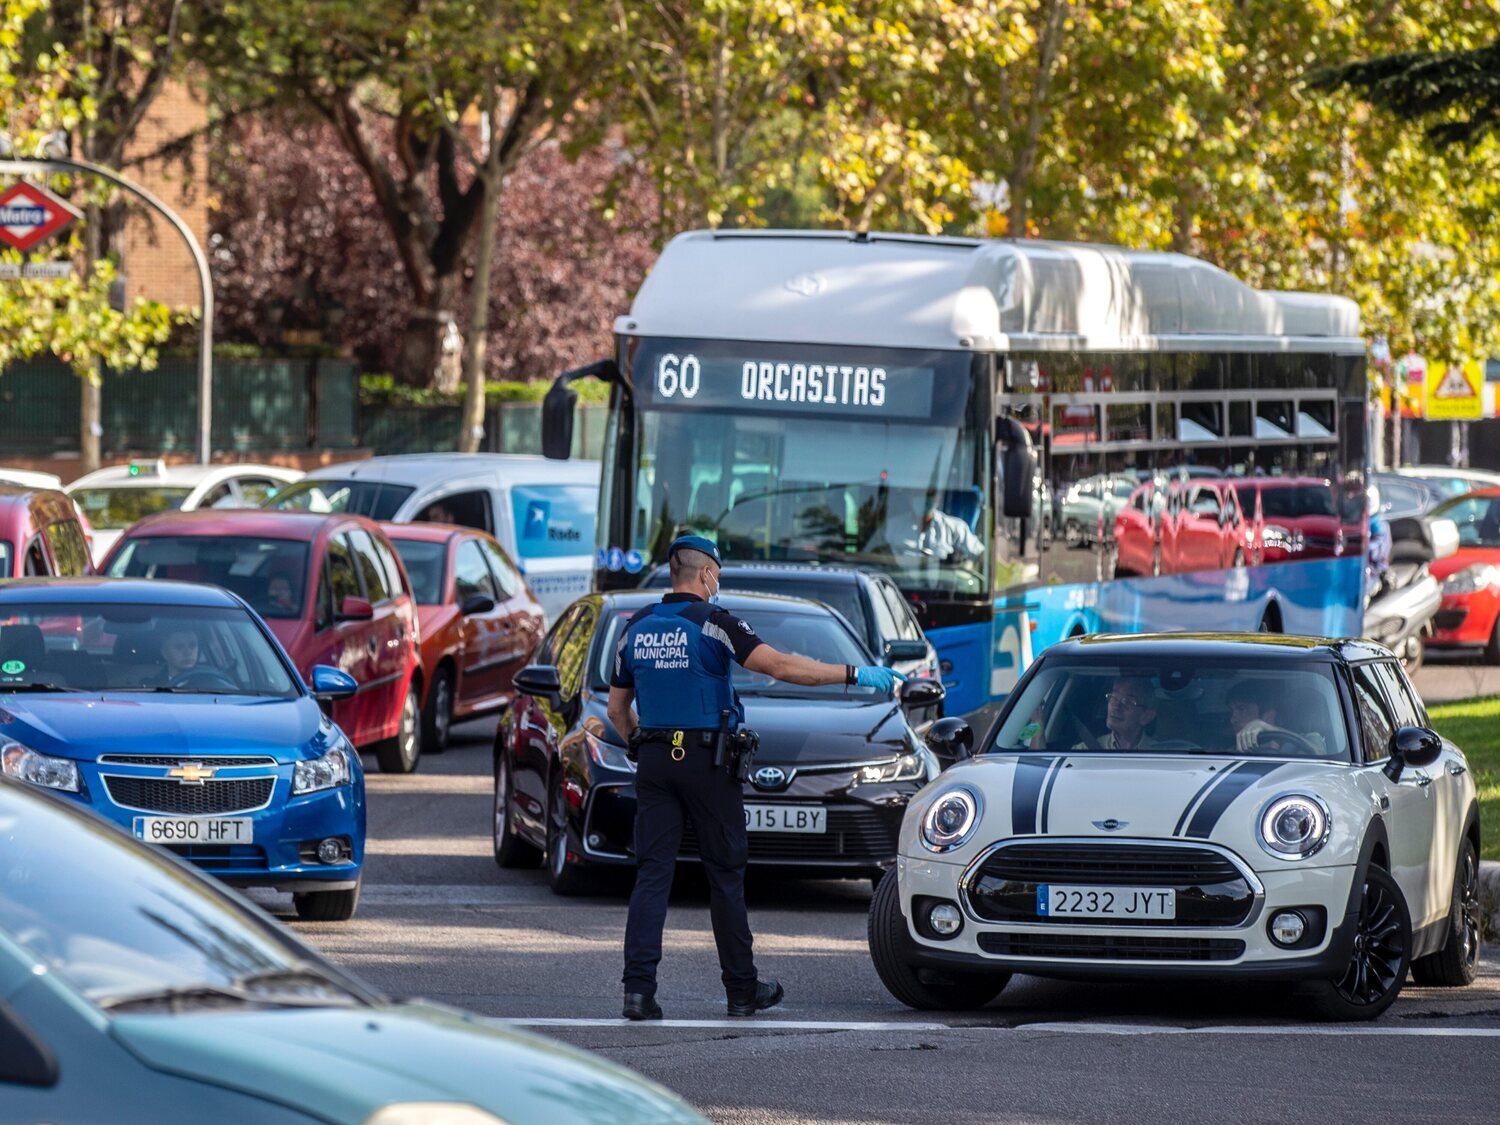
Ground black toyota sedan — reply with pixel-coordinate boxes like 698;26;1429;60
492;591;949;894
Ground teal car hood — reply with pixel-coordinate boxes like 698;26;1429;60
111;1002;702;1124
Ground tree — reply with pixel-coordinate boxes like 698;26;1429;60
0;0;177;437
195;0;607;387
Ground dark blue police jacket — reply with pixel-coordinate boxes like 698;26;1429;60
610;594;764;730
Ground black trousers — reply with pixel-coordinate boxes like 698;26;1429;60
622;740;757;1002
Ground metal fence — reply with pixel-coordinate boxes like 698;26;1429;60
0;357;360;454
361;401;608;459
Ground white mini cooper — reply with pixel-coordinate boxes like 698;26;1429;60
870;634;1481;1021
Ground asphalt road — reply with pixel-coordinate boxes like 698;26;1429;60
1414;649;1500;703
260;716;1500;1125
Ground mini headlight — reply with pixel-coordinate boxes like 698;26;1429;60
1257;793;1330;859
585;731;635;772
293;745;352;795
1443;563;1500;595
363;1105;506;1125
856;751;928;785
920;786;981;853
1;741;80;792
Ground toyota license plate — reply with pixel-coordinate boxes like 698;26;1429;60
133;817;253;845
745;804;826;834
1037;885;1176;920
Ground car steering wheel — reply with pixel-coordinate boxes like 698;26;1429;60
167;667;238;691
1256;728;1320;755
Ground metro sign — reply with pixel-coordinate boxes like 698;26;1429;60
0;181;81;252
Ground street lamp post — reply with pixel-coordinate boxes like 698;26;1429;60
0;155;214;465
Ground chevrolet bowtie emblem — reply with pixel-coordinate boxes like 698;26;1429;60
168;762;216;785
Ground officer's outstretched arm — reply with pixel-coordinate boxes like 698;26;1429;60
607;686;638;741
743;646;905;694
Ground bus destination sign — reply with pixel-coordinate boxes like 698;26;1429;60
642;350;936;419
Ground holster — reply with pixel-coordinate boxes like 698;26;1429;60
730;728;760;784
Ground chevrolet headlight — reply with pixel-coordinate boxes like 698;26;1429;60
293;745;352;795
855;750;931;785
1257;793;1330;860
1;742;80;792
1443;564;1500;595
919;786;981;853
585;731;634;772
363;1105;506;1125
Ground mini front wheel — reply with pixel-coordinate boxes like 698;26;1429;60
1307;865;1410;1021
867;869;1009;1011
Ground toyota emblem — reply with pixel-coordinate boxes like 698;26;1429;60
751;766;789;790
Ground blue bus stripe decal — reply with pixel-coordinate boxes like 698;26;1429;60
1172;766;1237;837
1183;762;1283;839
1012;757;1059;835
1038;757;1068;834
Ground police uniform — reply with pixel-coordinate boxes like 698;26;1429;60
612;588;765;1008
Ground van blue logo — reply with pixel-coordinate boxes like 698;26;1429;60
523;500;551;540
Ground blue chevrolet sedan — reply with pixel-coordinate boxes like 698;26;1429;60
0;579;365;920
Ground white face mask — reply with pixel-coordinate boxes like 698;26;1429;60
705;569;721;603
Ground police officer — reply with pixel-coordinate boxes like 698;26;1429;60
608;535;905;1020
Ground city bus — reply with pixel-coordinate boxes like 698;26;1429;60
541;231;1367;724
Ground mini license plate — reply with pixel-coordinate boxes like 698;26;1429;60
1037;885;1176;920
745;804;826;834
133;817;253;845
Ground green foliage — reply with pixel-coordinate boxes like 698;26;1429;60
1314;39;1500;149
1428;695;1500;861
359;372;609;406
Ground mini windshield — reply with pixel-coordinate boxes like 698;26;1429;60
390;539;446;604
0;785;366;1011
1434;494;1500;548
0;603;297;696
990;657;1350;761
595;604;878;699
106;536;309;619
265;479;415;520
71;486;193;529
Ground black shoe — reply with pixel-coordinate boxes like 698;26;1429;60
727;979;784;1017
622;993;663;1021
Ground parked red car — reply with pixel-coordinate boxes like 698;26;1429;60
1110;481;1163;577
1427;487;1500;661
102;510;425;772
1232;478;1345;563
0;485;93;578
381;522;545;752
1162;478;1251;573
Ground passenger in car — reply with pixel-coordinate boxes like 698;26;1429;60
1076;676;1159;750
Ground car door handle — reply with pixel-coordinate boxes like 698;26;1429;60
1449;762;1468;777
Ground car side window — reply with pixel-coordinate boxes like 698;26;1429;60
1370;660;1424;728
22;536;48;576
867;582;899;642
327;535;361;611
416;490;492;533
536;604;583;666
453;540;498;604
315;565;334;630
556;602;599;699
346;529;391;603
236;477;281;506
200;481;236;509
476;538;521;599
881;582;922;641
371;534;407;598
43;519;89;576
1352;664;1396;763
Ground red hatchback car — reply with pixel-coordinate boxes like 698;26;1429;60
103;510;425;772
382;523;546;752
1428;487;1500;661
0;486;93;578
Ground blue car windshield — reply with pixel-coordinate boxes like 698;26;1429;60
989;659;1351;761
0;785;359;1009
0;603;297;696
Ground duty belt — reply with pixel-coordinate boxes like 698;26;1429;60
636;728;718;749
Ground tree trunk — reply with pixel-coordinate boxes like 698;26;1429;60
1006;0;1071;238
459;129;504;453
80;205;103;474
393;274;460;388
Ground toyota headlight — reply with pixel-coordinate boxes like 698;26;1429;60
585;731;635;772
293;745;352;795
919;786;981;853
1;742;80;792
1443;563;1500;595
855;749;932;785
1257;793;1330;860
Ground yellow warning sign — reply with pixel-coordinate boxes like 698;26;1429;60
1425;360;1484;420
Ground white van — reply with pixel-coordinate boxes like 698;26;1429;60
264;453;600;621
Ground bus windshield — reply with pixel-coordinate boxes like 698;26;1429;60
624;339;990;599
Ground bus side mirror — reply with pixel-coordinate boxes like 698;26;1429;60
543;357;623;460
997;417;1035;519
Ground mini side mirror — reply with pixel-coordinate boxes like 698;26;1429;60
513;664;562;699
461;593;496;616
338;595;374;621
883;639;928;664
926;716;974;763
1383;724;1443;780
898;677;946;712
310;664;359;701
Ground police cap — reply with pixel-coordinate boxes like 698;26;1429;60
668;535;722;566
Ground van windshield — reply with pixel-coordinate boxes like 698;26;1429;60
265;479;415;521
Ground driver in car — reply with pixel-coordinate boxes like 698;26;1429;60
1227;680;1325;754
155;626;202;683
1076;676;1160;750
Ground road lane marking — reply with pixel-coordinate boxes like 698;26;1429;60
492;1017;1500;1037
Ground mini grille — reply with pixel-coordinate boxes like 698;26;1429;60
679;807;898;863
98;755;279;768
977;933;1245;961
977;843;1242;885
104;776;274;815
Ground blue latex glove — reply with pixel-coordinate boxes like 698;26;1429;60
854;666;907;693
